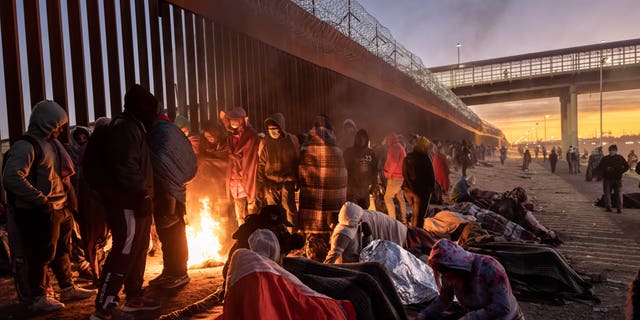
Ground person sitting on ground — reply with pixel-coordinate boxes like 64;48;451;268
417;239;524;320
324;202;439;264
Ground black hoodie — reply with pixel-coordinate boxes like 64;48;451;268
343;129;378;190
257;113;300;186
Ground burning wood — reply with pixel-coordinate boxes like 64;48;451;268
186;197;226;269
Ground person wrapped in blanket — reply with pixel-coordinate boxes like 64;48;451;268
324;202;439;264
417;239;524;320
217;229;356;320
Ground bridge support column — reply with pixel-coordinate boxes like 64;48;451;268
560;86;578;154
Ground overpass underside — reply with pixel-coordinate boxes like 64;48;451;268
0;0;501;145
454;64;640;150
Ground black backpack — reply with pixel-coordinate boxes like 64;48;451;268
1;135;43;207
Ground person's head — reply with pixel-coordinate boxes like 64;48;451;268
608;144;618;156
124;85;158;130
264;113;286;140
413;136;431;155
200;119;225;145
174;114;191;136
343;119;356;133
220;107;248;134
353;129;370;148
313;114;333;131
28;100;69;140
428;239;474;289
72;127;90;145
338;202;364;227
248;229;281;263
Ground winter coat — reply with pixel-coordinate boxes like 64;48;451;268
2;101;70;210
598;154;630;180
227;125;260;201
299;126;347;233
196;125;229;200
384;134;406;179
107;111;154;209
433;147;451;192
402;138;435;196
147;119;198;203
343;130;377;191
258;113;300;187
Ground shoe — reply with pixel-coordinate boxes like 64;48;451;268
90;305;135;320
148;272;168;286
60;285;98;302
31;295;65;312
120;297;160;312
159;274;190;289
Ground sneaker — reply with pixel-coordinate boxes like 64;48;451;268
159;274;190;289
147;272;168;286
31;295;65;312
60;285;98;302
90;306;135;320
120;297;161;312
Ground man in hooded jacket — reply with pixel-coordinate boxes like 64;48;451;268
402;136;436;228
257;113;300;230
92;85;160;319
3;100;96;312
597;144;630;213
343;129;378;210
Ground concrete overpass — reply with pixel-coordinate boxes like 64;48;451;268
0;0;504;146
429;39;640;150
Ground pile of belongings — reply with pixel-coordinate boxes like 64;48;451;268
594;193;640;209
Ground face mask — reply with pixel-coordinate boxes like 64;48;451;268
267;127;281;139
609;151;616;156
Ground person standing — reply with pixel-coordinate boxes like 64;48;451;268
499;146;507;166
146;111;197;289
628;150;638;171
597;144;630;213
92;85;160;319
257;113;300;230
220;107;260;226
432;141;451;194
343;129;377;210
522;149;532;171
542;145;547;163
549;148;559;173
383;133;407;223
3;100;97;312
402;136;435;228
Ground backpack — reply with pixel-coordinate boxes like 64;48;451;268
82;122;113;195
1;135;43;207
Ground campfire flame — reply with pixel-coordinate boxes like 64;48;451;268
185;197;226;268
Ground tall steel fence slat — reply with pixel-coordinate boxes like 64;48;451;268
104;0;122;118
120;0;135;90
67;0;88;126
24;0;46;105
0;0;25;143
86;0;106;119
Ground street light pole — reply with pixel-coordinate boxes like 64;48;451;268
544;115;549;142
599;54;605;147
535;123;539;142
457;43;461;67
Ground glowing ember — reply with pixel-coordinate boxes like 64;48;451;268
185;197;226;268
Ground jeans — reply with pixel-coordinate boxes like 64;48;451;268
265;182;298;230
603;179;622;211
153;187;188;276
384;178;406;223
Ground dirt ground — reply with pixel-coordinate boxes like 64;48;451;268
1;151;638;319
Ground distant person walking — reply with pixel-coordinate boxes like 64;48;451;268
499;146;507;166
549;148;559;173
522;149;532;171
597;144;630;213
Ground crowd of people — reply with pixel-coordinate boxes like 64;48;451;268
1;84;639;319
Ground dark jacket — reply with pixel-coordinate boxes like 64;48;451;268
196;123;229;199
597;154;630;180
402;149;435;196
343;130;377;190
107;111;154;208
258;113;300;186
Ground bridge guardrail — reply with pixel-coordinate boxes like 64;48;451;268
432;43;640;88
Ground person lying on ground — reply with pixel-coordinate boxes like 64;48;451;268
417;239;524;320
324;202;439;264
217;229;356;320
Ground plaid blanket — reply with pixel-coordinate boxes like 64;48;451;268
469;205;539;242
299;144;347;233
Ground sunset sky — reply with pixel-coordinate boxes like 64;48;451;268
360;0;640;142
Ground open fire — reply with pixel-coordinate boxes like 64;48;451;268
185;197;227;268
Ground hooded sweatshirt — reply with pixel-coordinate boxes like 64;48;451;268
343;129;378;191
402;137;435;196
325;202;407;264
384;133;405;179
3;100;70;209
420;239;520;320
258;113;300;186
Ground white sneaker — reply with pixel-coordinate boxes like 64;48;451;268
31;295;65;312
60;285;98;302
